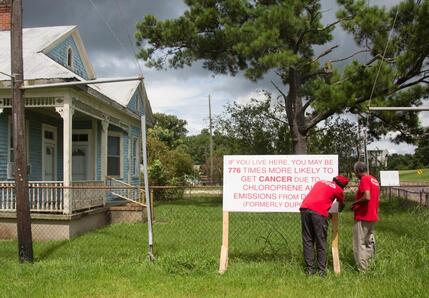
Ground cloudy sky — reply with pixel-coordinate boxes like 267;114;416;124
22;0;428;154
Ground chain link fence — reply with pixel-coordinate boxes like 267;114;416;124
0;183;428;274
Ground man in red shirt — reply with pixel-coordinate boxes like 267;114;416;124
351;161;380;271
300;175;349;275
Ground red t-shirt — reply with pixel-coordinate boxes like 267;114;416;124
300;180;345;218
354;175;380;222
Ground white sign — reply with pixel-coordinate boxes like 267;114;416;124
223;155;338;212
380;171;400;186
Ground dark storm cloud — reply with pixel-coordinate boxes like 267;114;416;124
23;0;424;144
23;0;188;76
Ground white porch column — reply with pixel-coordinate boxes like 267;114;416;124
56;100;74;215
128;126;132;184
100;118;109;181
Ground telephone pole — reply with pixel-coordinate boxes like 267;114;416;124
11;0;33;262
208;95;213;184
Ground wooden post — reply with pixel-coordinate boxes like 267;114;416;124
331;213;340;275
219;211;229;274
389;187;392;202
11;0;33;262
150;188;154;222
208;95;213;184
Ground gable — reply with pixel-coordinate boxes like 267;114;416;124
46;34;90;80
127;92;142;115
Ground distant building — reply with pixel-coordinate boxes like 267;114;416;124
368;149;389;168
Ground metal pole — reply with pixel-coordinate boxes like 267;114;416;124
141;114;154;261
364;128;369;173
369;107;429;111
11;0;33;262
208;94;213;184
21;76;144;90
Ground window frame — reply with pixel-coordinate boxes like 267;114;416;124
66;46;73;69
41;124;58;181
131;137;140;178
107;132;123;178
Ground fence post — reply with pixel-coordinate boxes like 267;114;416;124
426;193;429;208
150;188;154;222
389;187;392;202
420;190;423;206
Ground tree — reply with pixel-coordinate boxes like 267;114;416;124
150;112;188;149
387;153;415;170
184;129;210;165
136;0;428;153
414;127;429;167
308;117;361;176
146;112;195;186
215;94;292;154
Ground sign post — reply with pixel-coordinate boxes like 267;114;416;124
219;211;229;274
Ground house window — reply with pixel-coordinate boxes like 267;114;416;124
132;137;139;177
67;47;73;68
108;135;121;176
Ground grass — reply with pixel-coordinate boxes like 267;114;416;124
0;195;428;297
400;168;429;182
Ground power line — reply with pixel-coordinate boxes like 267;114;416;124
367;6;400;109
87;0;142;75
113;0;144;76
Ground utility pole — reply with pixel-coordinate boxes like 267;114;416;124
11;0;33;262
208;94;214;185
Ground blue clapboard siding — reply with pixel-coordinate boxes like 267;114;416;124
0;113;8;180
127;90;146;117
127;93;138;114
46;35;89;80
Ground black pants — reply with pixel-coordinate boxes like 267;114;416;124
300;209;328;274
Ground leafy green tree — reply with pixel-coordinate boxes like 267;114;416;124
308;117;361;176
146;112;195;188
136;0;428;153
215;94;292;154
150;112;188;149
414;128;429;167
184;129;210;165
387;153;415;170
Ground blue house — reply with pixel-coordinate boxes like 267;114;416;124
0;11;153;239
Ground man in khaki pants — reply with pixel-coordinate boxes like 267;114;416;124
351;161;380;271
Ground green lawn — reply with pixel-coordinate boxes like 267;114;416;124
400;168;429;182
0;195;428;297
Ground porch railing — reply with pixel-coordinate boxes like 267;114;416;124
71;181;105;212
106;177;142;203
0;181;64;212
0;181;106;213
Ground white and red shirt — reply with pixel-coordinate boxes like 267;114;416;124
300;180;345;218
354;175;380;222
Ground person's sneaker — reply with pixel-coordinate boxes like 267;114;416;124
318;270;327;277
305;269;316;276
